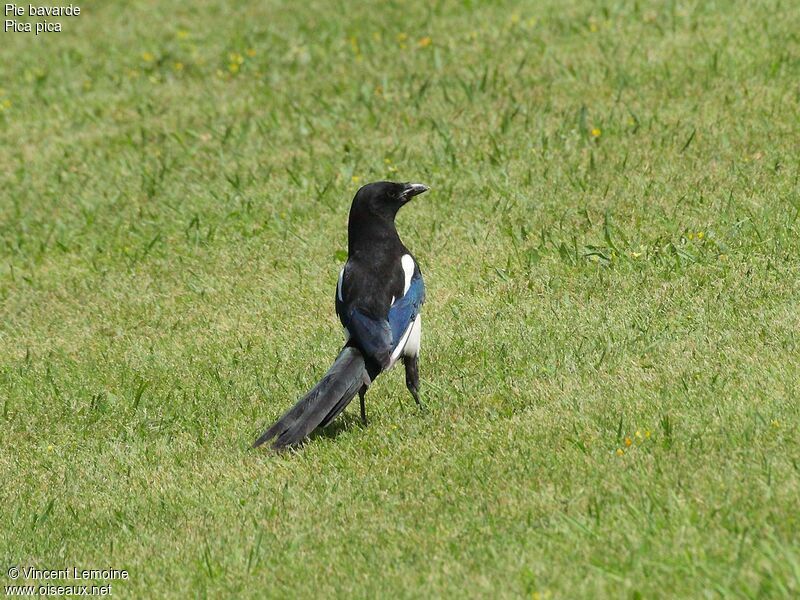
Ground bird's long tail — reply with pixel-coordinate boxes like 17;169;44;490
253;347;369;450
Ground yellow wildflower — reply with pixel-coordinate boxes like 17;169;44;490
591;127;601;138
173;62;184;71
176;29;189;39
396;32;408;42
624;437;632;447
616;448;624;456
142;51;155;62
418;36;432;48
351;175;361;184
246;48;256;57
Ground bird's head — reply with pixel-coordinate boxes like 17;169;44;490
350;181;429;221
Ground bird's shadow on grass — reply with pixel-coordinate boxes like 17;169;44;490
308;413;364;442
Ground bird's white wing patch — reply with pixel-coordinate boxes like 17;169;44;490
400;254;415;295
389;314;422;367
337;266;345;301
403;314;421;358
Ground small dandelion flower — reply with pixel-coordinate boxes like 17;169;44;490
47;444;54;452
616;448;624;456
228;62;240;74
687;232;694;240
418;36;432;48
635;430;642;439
396;32;408;43
384;158;392;164
697;231;704;240
771;419;780;428
591;127;602;138
246;48;256;57
625;437;633;447
229;52;244;65
645;430;651;438
142;51;155;62
510;12;521;24
351;175;361;184
176;29;189;39
173;62;184;71
1;99;12;110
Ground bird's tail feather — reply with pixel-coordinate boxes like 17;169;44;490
253;347;368;450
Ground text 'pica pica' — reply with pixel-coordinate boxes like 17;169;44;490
253;181;429;450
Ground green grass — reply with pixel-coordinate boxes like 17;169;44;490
2;0;799;597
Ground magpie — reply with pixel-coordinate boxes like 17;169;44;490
253;181;429;450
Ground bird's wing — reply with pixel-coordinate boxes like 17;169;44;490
336;254;424;369
344;309;393;368
387;271;425;360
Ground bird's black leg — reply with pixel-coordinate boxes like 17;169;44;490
359;386;368;427
404;355;423;409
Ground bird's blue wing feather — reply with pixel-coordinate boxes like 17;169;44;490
388;273;425;351
344;309;393;367
336;267;425;367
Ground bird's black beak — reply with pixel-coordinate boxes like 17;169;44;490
400;183;429;200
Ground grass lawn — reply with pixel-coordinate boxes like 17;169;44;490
1;0;799;597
